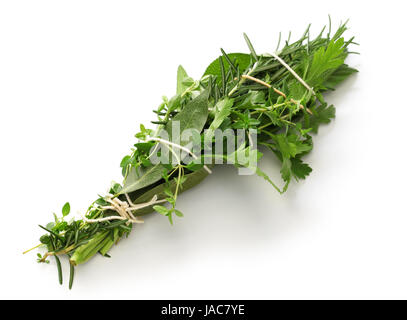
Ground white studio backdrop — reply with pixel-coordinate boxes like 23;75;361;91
0;0;406;299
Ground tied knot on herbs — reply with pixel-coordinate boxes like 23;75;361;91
26;18;358;289
83;194;166;225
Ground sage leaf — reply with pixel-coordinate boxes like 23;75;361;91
176;65;189;95
164;89;209;140
119;164;165;194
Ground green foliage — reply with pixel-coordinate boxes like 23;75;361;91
33;19;357;289
323;64;358;90
203;53;251;82
120;164;166;194
131;166;210;215
307;38;347;87
164;89;209;146
305;103;336;133
62;202;70;217
291;157;312;180
176;65;190;95
205;97;234;142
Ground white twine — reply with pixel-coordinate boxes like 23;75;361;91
83;194;166;224
269;52;315;96
84;137;212;225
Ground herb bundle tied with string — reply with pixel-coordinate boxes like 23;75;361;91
25;19;358;289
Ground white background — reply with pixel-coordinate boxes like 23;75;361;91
0;0;406;299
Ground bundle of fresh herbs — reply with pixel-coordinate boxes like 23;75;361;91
25;19;357;289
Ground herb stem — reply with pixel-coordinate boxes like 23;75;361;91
23;243;42;255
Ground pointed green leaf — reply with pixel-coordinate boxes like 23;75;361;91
153;205;169;215
164;89;209;145
203;53;251;83
119;164;166;194
176;65;189;95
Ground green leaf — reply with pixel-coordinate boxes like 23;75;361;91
274;134;312;159
164;89;209;146
39;235;51;245
176;65;189;95
185;162;204;172
203;53;251;83
287;80;307;101
46;222;55;230
306;103;336;133
120;155;131;168
167;213;173;225
119;164;166;194
235;91;266;109
306;38;346;88
62;202;70;217
153;205;168;215
174;209;184;217
134;142;155;154
323;64;358;90
110;182;122;194
291;157;312;180
204;97;234;142
96;197;109;206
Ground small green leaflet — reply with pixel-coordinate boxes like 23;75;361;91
153;205;168;215
291;157;312;180
306;38;346;88
264;134;313;187
176;65;189;95
279;156;312;185
62;202;70;217
273;134;312;159
305;103;336;133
